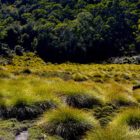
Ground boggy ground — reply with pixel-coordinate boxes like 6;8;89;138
1;53;140;140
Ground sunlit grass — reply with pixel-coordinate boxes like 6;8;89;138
84;125;140;140
2;53;140;83
100;82;137;106
110;107;140;129
0;78;61;107
1;54;140;139
38;107;98;140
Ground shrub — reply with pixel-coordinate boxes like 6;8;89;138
94;105;118;126
106;92;137;107
14;45;24;56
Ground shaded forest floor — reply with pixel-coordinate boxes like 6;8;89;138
1;53;140;140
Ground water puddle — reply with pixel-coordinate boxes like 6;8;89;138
15;131;28;140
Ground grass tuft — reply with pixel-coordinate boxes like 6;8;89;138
84;125;140;140
38;107;97;140
111;107;140;129
65;94;102;109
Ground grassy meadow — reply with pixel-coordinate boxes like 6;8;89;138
1;53;140;140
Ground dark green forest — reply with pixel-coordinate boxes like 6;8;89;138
0;0;140;62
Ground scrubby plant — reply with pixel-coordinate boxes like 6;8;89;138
38;107;97;140
94;105;118;126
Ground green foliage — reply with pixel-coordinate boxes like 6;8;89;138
0;0;140;62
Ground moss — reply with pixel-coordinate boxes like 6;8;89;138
0;119;32;140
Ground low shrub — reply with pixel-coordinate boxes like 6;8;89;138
94;105;118;126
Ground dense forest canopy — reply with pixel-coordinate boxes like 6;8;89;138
0;0;140;62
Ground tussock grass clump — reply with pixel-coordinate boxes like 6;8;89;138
104;82;137;107
111;107;140;129
53;81;104;109
133;84;140;90
99;81;138;107
111;95;136;107
133;89;140;102
39;107;97;140
1;101;56;120
0;78;60;120
21;68;32;74
65;93;103;109
84;125;140;140
0;70;13;78
55;82;104;108
72;73;88;81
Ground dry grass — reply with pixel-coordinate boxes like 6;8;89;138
1;54;140;139
110;107;140;129
38;107;98;140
